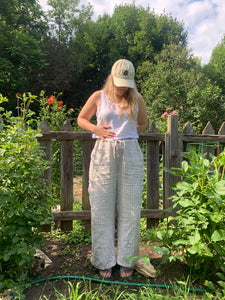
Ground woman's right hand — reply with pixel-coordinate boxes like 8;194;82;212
94;125;116;141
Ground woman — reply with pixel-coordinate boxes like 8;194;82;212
77;59;148;278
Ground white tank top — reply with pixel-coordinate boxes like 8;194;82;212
92;91;139;140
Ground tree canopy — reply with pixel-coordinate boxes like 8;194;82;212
0;1;225;131
137;43;225;132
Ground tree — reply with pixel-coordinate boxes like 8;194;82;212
130;8;187;65
0;0;48;108
47;0;93;43
35;38;78;96
68;3;188;106
137;43;225;133
203;35;225;94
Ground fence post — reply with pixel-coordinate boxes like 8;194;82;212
146;122;159;228
218;122;225;154
82;138;95;230
39;119;52;232
164;115;182;215
60;119;74;232
202;122;215;158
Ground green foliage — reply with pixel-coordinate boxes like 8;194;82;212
0;95;54;291
151;148;225;280
47;0;93;44
49;220;91;245
204;35;225;94
137;43;225;133
0;0;48;104
68;3;188;100
35;91;82;199
37;91;75;130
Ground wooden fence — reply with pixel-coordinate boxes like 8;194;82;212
37;115;225;232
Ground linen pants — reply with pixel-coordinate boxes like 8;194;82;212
88;139;144;270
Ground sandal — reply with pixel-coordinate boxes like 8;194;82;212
120;266;134;278
99;268;112;279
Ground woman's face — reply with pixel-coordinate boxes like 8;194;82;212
114;86;129;97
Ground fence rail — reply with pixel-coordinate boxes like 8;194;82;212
38;116;225;232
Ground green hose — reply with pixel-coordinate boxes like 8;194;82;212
27;275;215;294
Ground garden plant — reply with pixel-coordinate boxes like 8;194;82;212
0;94;54;291
150;147;225;290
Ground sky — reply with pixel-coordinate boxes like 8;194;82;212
39;0;225;65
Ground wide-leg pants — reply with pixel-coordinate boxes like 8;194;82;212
88;139;144;270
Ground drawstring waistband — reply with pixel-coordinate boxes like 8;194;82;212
112;140;125;159
95;138;137;159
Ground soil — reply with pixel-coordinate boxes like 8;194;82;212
22;178;193;299
23;238;192;300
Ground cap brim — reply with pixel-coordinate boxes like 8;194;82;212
113;76;135;88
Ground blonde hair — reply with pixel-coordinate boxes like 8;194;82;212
103;74;138;120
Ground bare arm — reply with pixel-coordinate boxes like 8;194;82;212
136;93;148;134
77;91;115;141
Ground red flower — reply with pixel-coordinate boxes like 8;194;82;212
59;100;63;106
57;106;62;110
47;95;55;105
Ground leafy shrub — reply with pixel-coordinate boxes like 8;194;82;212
36;92;83;198
151;148;225;281
0;95;54;290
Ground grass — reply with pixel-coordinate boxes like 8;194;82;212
24;279;225;300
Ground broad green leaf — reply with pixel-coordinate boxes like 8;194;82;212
218;281;225;289
189;230;201;244
210;213;223;223
141;255;150;265
3;253;10;262
192;181;198;190
176;181;192;190
151;245;170;256
203;247;213;257
187;242;204;255
214;195;222;207
215;180;225;195
211;229;225;242
156;231;165;240
179;199;195;207
124;256;139;264
182;160;189;172
173;239;189;246
203;280;215;290
203;159;210;167
216;272;225;281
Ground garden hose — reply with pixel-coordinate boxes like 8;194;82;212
27;275;215;294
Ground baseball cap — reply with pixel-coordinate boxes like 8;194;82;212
111;59;135;88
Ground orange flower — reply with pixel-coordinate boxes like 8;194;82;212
47;95;56;105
